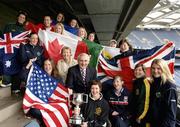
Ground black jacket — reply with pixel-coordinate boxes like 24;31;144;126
130;77;150;121
81;93;109;127
105;87;130;119
19;43;44;67
149;77;177;127
4;22;25;34
66;65;97;93
19;43;44;81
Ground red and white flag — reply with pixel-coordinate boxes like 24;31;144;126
23;64;70;127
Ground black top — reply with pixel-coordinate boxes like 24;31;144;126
105;87;130;119
81;93;109;127
19;43;44;67
4;22;25;34
149;77;177;127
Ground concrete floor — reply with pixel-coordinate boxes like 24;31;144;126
0;111;33;127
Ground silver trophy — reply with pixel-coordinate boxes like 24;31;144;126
69;93;88;125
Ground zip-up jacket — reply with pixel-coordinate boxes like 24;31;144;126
131;77;150;121
149;77;177;127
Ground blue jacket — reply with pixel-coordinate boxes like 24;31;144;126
19;43;44;81
149;77;177;127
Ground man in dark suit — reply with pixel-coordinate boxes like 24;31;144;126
66;53;97;94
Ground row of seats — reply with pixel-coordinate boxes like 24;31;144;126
127;29;180;50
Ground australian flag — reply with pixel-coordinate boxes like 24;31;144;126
0;31;30;75
98;41;175;92
23;64;70;127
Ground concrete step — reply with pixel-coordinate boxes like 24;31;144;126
0;95;22;122
0;110;32;127
0;87;11;98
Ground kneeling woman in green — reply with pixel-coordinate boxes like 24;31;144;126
130;64;150;127
80;80;109;127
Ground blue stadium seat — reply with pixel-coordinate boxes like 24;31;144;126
127;29;180;50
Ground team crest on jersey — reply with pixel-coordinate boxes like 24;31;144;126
124;96;128;102
37;52;41;56
156;92;161;98
95;107;102;116
135;89;140;95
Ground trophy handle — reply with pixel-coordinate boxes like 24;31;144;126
83;94;88;103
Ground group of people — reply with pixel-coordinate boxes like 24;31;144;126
0;10;97;91
0;10;178;127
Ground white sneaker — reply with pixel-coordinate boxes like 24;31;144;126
1;83;12;88
12;89;20;94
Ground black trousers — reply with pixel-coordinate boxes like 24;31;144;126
110;116;130;127
2;74;20;90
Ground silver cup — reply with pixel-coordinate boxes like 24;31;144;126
69;93;88;125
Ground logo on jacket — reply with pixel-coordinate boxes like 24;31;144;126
135;89;139;95
156;92;161;98
37;52;41;56
124;96;128;102
95;107;102;116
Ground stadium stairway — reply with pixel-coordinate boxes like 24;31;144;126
0;87;31;127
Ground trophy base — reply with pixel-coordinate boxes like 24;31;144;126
69;117;83;125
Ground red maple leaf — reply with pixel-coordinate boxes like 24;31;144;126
47;38;64;63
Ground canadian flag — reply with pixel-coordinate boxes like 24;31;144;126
38;30;88;63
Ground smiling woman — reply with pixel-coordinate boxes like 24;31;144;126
19;33;44;87
149;59;177;127
80;80;109;127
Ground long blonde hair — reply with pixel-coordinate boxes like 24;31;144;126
151;59;174;84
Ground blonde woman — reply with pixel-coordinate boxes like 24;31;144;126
78;27;87;39
54;23;64;35
149;59;177;127
56;46;77;83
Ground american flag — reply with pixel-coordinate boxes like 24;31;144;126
98;41;175;92
23;64;70;127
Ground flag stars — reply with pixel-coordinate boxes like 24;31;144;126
27;64;61;103
5;60;11;68
47;92;50;95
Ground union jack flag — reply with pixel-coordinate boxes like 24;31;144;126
23;64;70;127
0;31;30;54
0;31;30;75
98;41;175;92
